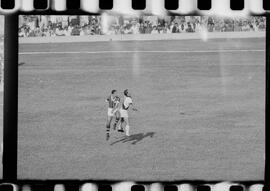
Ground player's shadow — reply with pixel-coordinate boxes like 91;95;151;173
110;132;155;145
18;62;26;66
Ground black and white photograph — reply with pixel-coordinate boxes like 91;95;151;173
18;15;265;181
0;15;4;179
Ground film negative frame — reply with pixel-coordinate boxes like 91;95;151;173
0;0;270;190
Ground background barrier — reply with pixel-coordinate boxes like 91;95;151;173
19;31;265;44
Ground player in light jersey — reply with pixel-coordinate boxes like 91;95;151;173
120;89;138;136
106;89;117;140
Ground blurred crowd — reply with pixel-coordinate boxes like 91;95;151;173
0;38;3;66
0;16;3;80
18;15;266;37
0;36;3;86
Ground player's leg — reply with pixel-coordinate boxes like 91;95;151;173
118;117;125;132
106;108;113;140
106;116;112;140
118;109;126;132
113;110;120;130
124;117;130;136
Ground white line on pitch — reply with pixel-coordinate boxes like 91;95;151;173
19;49;265;55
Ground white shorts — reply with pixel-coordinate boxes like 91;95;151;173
108;108;114;117
108;108;119;117
120;109;128;118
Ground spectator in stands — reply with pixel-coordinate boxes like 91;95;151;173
207;17;214;32
18;28;26;37
18;15;267;37
186;22;194;32
145;22;152;34
139;23;145;34
179;23;186;33
151;26;158;34
162;22;170;34
55;26;65;36
131;22;140;34
242;21;250;31
172;23;179;33
67;25;73;35
258;20;265;31
123;25;132;34
157;22;163;33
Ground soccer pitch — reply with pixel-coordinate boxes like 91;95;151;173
18;38;265;181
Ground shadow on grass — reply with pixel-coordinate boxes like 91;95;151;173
110;132;155;145
18;62;26;66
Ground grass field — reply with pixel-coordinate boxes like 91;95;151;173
18;38;265;181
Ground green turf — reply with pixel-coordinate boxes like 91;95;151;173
18;38;265;181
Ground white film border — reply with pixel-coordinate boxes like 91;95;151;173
0;0;268;15
0;0;268;188
16;182;264;191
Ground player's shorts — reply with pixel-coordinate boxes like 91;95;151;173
120;109;128;118
108;108;114;117
108;108;119;117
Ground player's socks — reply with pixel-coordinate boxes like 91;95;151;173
119;118;124;130
125;125;130;136
106;132;110;141
113;117;120;130
115;117;120;124
117;124;124;133
117;118;124;132
118;128;124;133
106;124;110;140
117;124;124;132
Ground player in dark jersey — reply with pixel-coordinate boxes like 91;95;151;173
106;89;117;140
112;95;121;131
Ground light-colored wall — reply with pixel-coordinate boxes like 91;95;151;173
19;32;266;44
0;16;3;36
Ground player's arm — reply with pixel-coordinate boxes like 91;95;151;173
128;98;138;111
129;103;138;111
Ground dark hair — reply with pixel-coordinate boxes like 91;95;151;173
111;89;117;94
124;89;128;96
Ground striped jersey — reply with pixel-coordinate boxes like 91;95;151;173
106;95;115;108
107;95;120;108
114;96;120;108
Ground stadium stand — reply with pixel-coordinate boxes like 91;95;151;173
0;16;3;90
18;15;266;37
